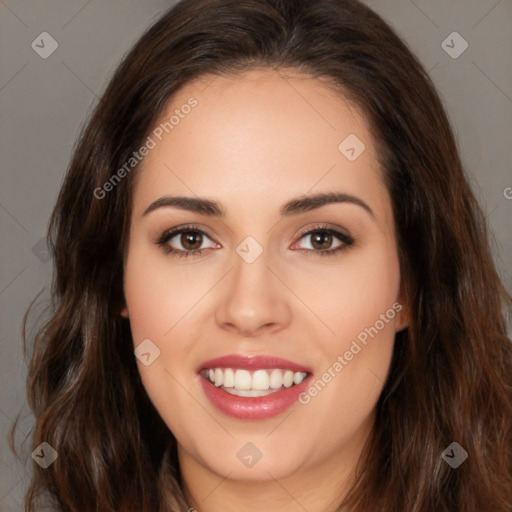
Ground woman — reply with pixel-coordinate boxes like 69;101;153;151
10;0;512;510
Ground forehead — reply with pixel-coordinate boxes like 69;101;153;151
132;67;389;222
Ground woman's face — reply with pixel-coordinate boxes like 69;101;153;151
122;68;407;488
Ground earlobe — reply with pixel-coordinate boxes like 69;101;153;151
393;287;410;332
120;305;129;318
395;301;410;332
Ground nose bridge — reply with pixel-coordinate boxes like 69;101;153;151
231;242;271;296
214;241;290;336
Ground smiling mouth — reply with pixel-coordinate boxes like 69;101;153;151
196;354;313;419
199;367;309;397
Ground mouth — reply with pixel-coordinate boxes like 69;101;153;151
200;367;309;396
197;354;313;420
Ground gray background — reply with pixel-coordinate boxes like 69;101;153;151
1;1;511;509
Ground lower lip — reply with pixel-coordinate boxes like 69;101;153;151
199;374;312;420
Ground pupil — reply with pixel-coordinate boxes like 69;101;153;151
312;232;331;250
182;232;201;250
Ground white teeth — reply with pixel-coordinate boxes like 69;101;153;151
269;369;283;389
252;370;269;390
283;370;294;388
224;388;282;397
205;367;308;392
214;368;223;387
234;369;252;390
223;368;235;388
293;371;304;385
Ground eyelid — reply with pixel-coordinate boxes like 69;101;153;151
156;222;354;257
156;223;215;243
155;224;221;257
294;222;352;241
290;223;354;251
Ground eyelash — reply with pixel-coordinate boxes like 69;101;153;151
155;223;355;259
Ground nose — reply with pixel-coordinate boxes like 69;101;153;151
214;248;292;337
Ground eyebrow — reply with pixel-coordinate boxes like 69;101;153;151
142;192;375;219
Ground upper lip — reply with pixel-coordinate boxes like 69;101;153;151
197;354;312;374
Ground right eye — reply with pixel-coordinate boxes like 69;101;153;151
156;225;220;258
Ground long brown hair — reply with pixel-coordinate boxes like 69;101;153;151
9;0;512;510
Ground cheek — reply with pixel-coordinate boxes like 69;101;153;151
297;245;400;424
123;249;202;439
123;247;208;342
293;239;401;347
294;240;400;407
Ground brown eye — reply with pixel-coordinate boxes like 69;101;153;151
310;231;333;250
293;226;354;256
156;225;219;258
180;231;203;251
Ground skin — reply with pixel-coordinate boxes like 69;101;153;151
121;67;408;512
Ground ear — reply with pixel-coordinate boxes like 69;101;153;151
394;294;410;333
120;305;129;318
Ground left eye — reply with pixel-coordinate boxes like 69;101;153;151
158;227;218;255
293;227;353;254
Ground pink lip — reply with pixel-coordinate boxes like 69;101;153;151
197;354;312;373
197;354;313;420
